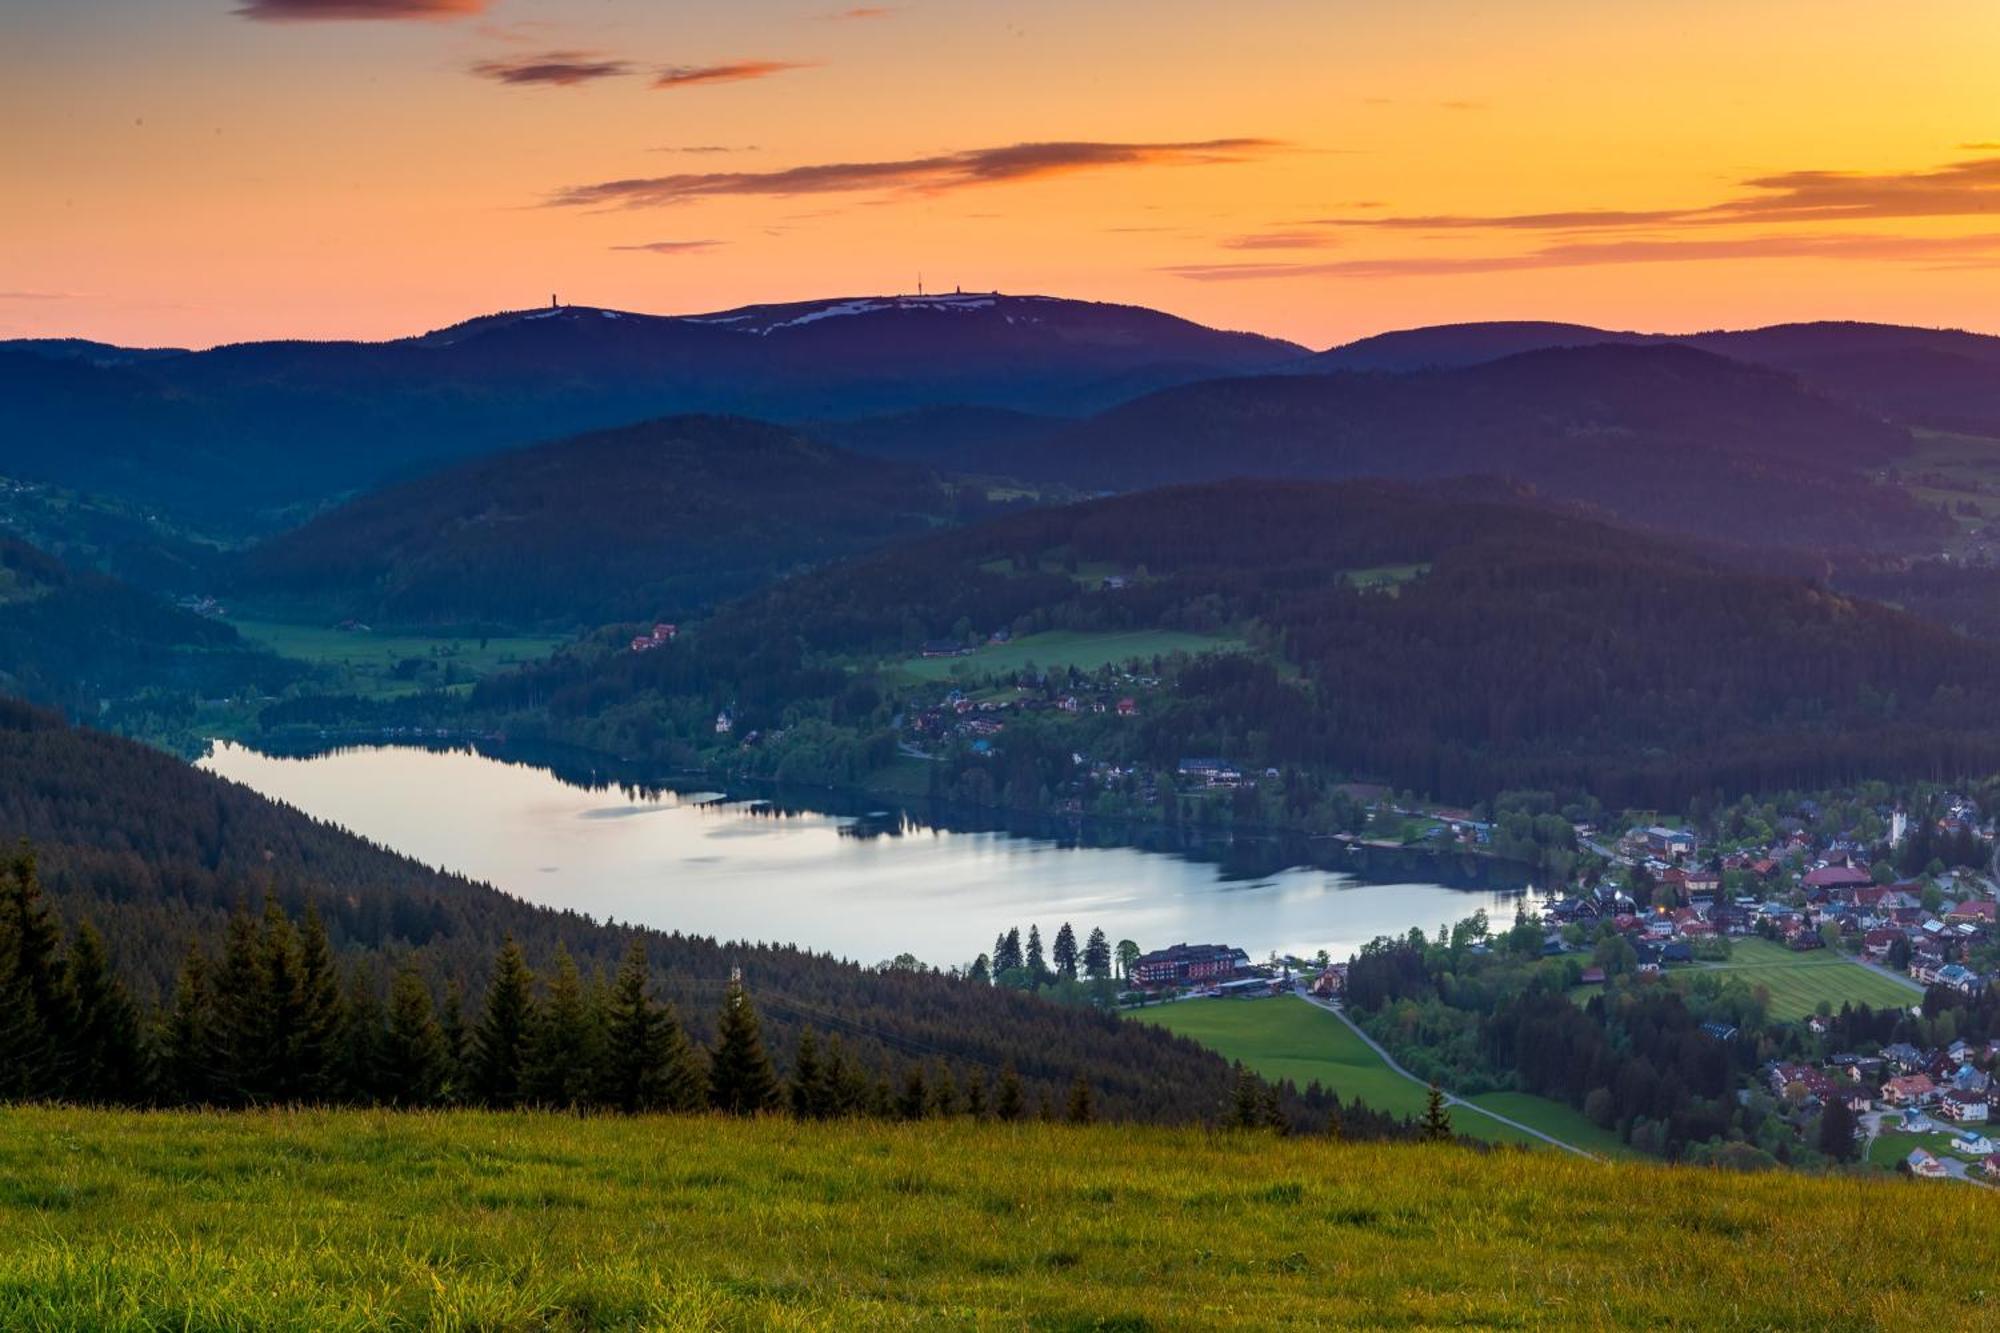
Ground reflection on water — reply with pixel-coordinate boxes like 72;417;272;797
198;740;1542;969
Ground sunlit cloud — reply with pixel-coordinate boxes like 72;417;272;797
1168;231;2000;280
1318;154;2000;232
237;0;485;20
653;60;816;90
1221;232;1340;250
470;52;632;87
819;6;897;19
549;138;1282;209
610;240;724;254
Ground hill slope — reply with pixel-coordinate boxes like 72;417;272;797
1019;344;1939;553
484;478;2000;805
233;415;969;629
0;295;1297;530
0;697;1250;1121
3;1108;1990;1328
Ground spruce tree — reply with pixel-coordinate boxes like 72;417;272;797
472;936;535;1108
438;979;469;1104
788;1028;828;1119
1025;925;1047;981
1052;923;1078;980
1421;1085;1454;1142
1065;1073;1095;1125
995;1062;1026;1121
0;845;67;1097
525;944;600;1107
257;896;309;1101
896;1063;929;1120
965;1070;990;1120
995;928;1023;973
335;963;385;1103
1232;1066;1263;1129
930;1063;960;1118
1082;928;1112;981
598;939;705;1113
64;921;144;1104
708;972;779;1115
381;962;448;1107
210;906;273;1104
157;944;215;1106
1818;1095;1858;1161
294;903;345;1100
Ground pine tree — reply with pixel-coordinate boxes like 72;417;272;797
967;953;991;985
1052;923;1078;980
257;895;310;1101
335;962;385;1103
598;939;705;1113
1818;1095;1858;1162
821;1034;870;1118
896;1063;929;1120
64;921;144;1104
995;928;1023;974
996;1063;1025;1121
709;972;779;1115
1232;1065;1263;1129
930;1063;960;1118
1064;1073;1095;1125
525;943;600;1108
965;1070;990;1120
438;979;469;1104
157;944;215;1106
1324;1099;1344;1142
789;1028;829;1119
472;936;535;1108
0;845;67;1097
1025;925;1048;981
381;962;448;1107
1421;1084;1454;1142
1082;928;1112;981
294;903;345;1100
210;906;273;1105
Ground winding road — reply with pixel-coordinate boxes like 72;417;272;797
1293;984;1602;1160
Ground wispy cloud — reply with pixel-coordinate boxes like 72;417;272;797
237;0;485;20
653;60;816;90
819;6;897;18
1221;231;1340;251
1318;154;2000;232
0;291;70;301
471;52;632;87
1168;230;2000;280
611;240;723;254
549;138;1281;209
653;145;759;155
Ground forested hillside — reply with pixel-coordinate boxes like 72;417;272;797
477;480;2000;807
232;416;976;629
0;696;1283;1124
1005;345;1939;554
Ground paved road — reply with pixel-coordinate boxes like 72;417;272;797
1851;955;1926;997
1293;985;1601;1160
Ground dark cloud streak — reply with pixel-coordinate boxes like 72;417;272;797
237;0;485;20
653;61;815;90
470;52;632;87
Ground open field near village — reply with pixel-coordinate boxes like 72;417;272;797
892;629;1244;683
1133;997;1637;1156
1;1107;1993;1330
1693;938;1922;1023
230;619;569;700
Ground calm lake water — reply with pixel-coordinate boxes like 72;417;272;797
199;741;1542;969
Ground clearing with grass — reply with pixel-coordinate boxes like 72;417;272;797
2;1107;1993;1329
231;618;568;700
1692;938;1921;1022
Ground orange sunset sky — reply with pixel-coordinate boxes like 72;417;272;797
6;0;2000;349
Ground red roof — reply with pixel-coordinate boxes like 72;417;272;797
1803;865;1873;889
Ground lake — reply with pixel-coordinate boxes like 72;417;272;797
198;741;1542;969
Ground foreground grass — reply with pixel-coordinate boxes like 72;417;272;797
1693;938;1919;1022
2;1108;1994;1330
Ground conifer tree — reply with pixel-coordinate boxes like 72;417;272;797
525;943;600;1107
335;962;385;1103
381;962;448;1107
1065;1073;1095;1125
472;936;534;1108
788;1028;828;1119
1052;923;1078;980
438;979;469;1103
210;906;273;1104
1082;928;1112;981
967;953;991;985
1421;1084;1454;1142
965;1070;990;1120
157;944;215;1106
257;896;309;1100
930;1063;960;1118
64;921;144;1104
994;928;1023;973
1232;1065;1263;1129
709;972;779;1115
821;1033;868;1118
1025;925;1048;981
896;1063;929;1120
0;845;67;1097
294;903;345;1100
598;939;705;1113
996;1062;1026;1121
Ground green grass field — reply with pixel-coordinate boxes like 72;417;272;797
1131;998;1622;1154
893;629;1244;683
3;1108;1995;1329
1691;938;1921;1022
232;619;569;700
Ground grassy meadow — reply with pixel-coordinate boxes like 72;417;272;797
892;629;1243;683
2;1106;1996;1330
1692;938;1921;1022
1132;998;1627;1154
231;619;569;700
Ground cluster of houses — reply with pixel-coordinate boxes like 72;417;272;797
628;622;678;653
904;675;1154;760
1766;1040;2000;1179
1128;942;1264;993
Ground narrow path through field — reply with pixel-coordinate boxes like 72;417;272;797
1294;985;1601;1161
